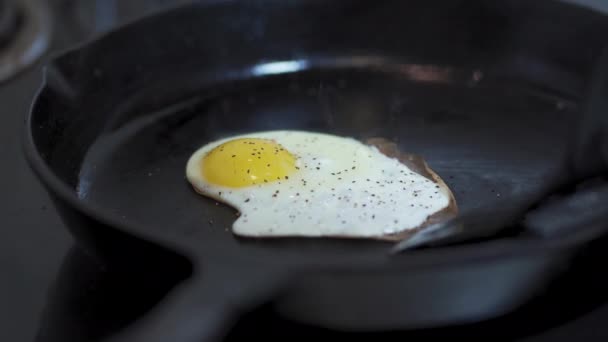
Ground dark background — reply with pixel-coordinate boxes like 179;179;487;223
2;1;608;341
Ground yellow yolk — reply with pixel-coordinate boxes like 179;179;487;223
201;138;297;188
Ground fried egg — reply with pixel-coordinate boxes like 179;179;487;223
186;130;452;239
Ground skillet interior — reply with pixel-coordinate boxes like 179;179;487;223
64;67;575;265
27;0;608;266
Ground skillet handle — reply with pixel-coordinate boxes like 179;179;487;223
104;261;287;342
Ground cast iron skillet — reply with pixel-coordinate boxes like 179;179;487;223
23;1;608;341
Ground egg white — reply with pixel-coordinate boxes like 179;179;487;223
186;130;450;238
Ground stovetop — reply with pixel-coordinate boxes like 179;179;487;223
3;1;608;341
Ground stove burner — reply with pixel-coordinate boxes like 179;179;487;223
0;0;51;83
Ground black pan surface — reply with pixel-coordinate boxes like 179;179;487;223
76;68;573;265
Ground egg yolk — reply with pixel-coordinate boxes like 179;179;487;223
201;138;297;188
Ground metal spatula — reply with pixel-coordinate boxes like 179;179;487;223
391;45;608;254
